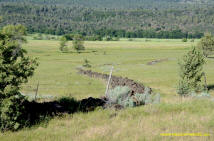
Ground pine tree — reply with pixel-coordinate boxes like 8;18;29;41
177;46;205;96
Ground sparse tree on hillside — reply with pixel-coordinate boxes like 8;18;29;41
198;33;214;57
177;46;206;96
72;34;85;53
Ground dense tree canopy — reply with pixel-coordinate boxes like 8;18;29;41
1;0;213;9
0;1;213;38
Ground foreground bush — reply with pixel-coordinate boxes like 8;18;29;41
0;95;27;131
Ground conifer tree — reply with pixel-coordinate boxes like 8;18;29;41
177;46;205;96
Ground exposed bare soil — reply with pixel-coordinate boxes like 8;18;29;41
147;58;168;65
77;68;152;95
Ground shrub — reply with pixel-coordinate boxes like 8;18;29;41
113;37;120;41
44;35;51;40
145;39;151;42
72;34;85;53
189;91;210;98
182;38;188;42
198;33;214;57
82;59;92;68
84;35;103;41
0;95;27;131
177;46;206;96
59;36;68;52
106;86;160;108
33;34;43;40
104;36;113;41
107;86;130;105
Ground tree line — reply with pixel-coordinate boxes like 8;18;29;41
1;2;213;38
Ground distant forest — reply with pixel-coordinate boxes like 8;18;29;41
0;0;214;38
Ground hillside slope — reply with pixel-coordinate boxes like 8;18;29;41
0;0;213;37
1;0;213;9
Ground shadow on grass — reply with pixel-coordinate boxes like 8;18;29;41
208;84;214;91
24;97;105;129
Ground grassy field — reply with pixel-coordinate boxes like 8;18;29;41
1;38;214;141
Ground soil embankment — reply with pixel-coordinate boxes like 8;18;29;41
147;58;168;65
77;68;151;95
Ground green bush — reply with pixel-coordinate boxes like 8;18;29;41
33;33;43;40
145;39;151;42
182;38;188;42
113;37;120;41
0;95;27;131
72;34;85;53
198;33;214;57
59;36;68;52
104;36;113;41
84;35;103;41
82;59;92;68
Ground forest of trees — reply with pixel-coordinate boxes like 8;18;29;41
0;0;213;38
2;0;214;9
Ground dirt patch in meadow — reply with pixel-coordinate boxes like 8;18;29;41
147;58;168;65
77;68;151;95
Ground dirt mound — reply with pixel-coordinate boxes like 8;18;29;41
79;97;105;112
147;58;168;65
77;68;151;95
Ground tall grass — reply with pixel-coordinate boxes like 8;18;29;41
1;39;213;140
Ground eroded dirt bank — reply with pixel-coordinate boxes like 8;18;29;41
77;68;151;95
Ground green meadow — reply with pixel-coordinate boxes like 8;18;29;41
1;38;214;141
